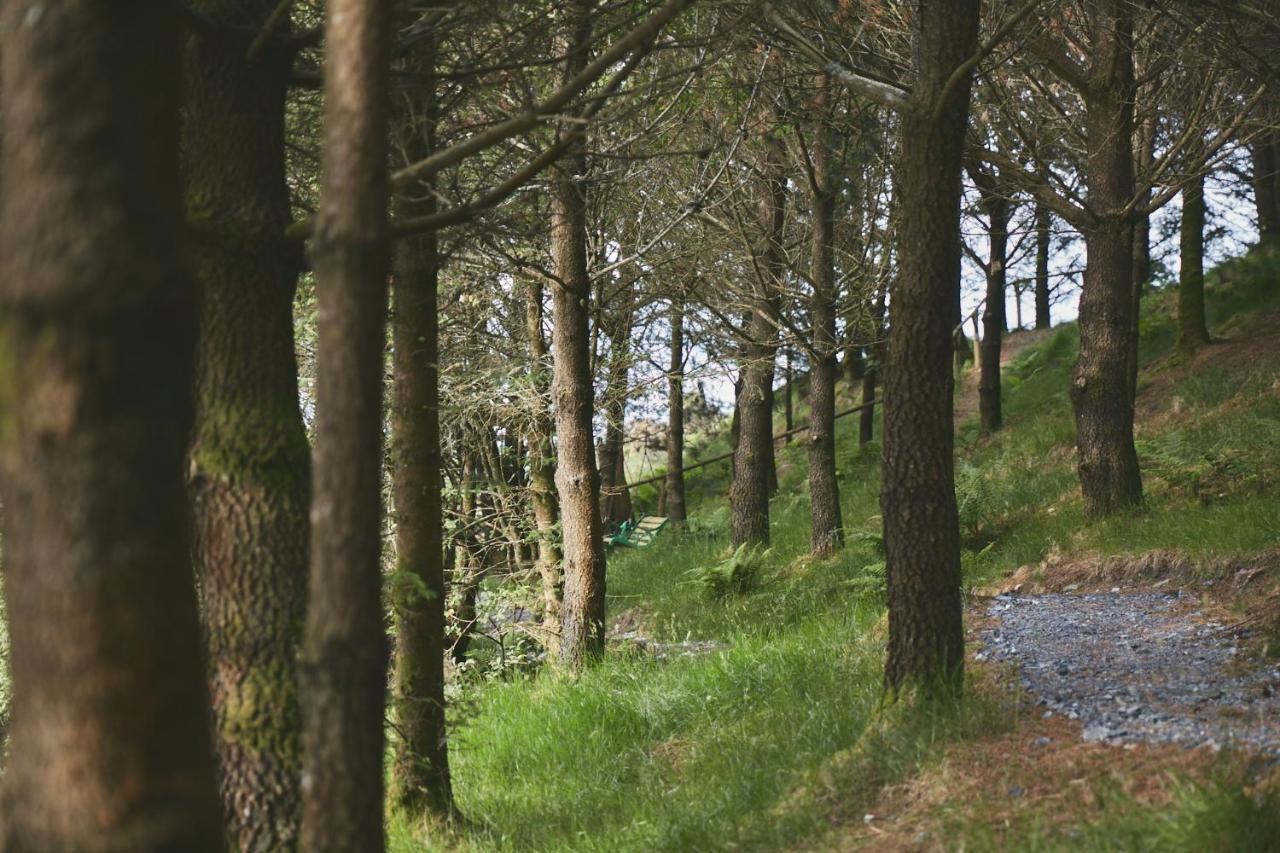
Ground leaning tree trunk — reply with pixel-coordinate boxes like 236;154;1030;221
1177;173;1210;354
388;29;453;811
666;297;688;524
1070;0;1143;519
808;73;843;556
0;2;224;847
181;5;310;846
977;187;1009;435
299;0;393;848
730;134;785;549
553;0;608;669
880;0;979;695
1034;200;1052;329
526;280;565;647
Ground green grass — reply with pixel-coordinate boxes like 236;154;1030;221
950;772;1280;852
393;245;1280;851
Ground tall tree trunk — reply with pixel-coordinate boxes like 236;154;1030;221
449;450;486;664
844;166;869;387
808;74;843;556
730;130;785;549
0;2;224;847
860;281;887;447
389;226;452;815
1177;173;1210;354
880;0;979;695
1070;0;1143;518
388;25;452;812
783;349;794;441
666;298;688;524
1252;134;1280;243
299;0;393;847
526;281;565;647
1034;202;1052;329
598;280;635;527
552;0;608;669
845;345;866;385
975;182;1008;435
181;5;309;846
1126;114;1156;407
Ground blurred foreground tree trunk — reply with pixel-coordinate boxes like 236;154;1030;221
0;1;224;846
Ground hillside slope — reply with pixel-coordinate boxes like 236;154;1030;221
396;247;1280;852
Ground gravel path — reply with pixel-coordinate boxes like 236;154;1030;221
981;591;1280;754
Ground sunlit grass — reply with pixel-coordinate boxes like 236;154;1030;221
390;247;1280;851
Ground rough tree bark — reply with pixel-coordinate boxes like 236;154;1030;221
526;280;565;647
666;297;688;524
0;2;224;847
552;0;609;669
1034;200;1052;329
1177;172;1210;354
388;20;453;812
1069;0;1144;518
181;3;310;845
971;167;1009;435
730;121;786;549
299;0;393;847
880;0;979;695
808;73;843;556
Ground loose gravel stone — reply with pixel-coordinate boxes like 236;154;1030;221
983;591;1280;754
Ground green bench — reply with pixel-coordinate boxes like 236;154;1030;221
607;515;668;548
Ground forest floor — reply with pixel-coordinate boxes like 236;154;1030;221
396;247;1280;851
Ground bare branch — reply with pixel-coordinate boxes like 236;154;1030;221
761;3;911;111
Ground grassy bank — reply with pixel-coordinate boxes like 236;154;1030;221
395;247;1280;851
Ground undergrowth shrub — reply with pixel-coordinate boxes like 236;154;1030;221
688;542;768;598
956;461;998;543
844;560;886;596
842;526;888;595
